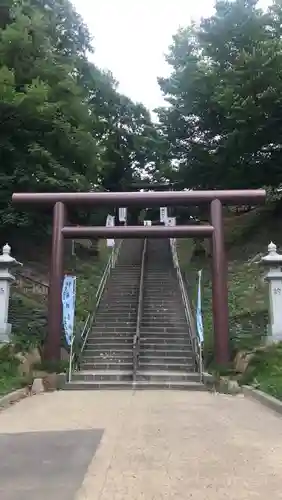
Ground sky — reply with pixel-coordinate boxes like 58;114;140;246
73;0;270;112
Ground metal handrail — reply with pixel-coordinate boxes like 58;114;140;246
15;273;49;290
68;239;122;382
169;238;203;381
133;238;147;382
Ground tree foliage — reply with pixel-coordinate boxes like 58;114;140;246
157;0;282;191
0;0;159;230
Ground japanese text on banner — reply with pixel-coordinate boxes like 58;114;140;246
62;275;76;346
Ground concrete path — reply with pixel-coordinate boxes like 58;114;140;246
0;390;282;499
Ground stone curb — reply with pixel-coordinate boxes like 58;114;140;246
242;385;282;415
0;387;29;409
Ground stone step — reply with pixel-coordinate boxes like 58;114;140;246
139;350;194;358
97;309;137;314
107;279;140;284
86;342;133;352
139;354;194;363
105;277;138;281
141;312;186;317
99;298;138;304
103;286;138;290
135;370;200;383
143;286;178;289
141;322;188;328
142;300;181;305
141;336;189;343
64;380;206;391
87;338;132;345
111;269;141;273
104;286;138;290
83;354;132;364
87;334;133;341
140;341;192;349
81;361;133;371
141;319;187;325
72;370;132;382
138;362;195;372
92;327;135;332
99;304;136;308
142;304;184;308
101;297;138;301
85;348;132;357
103;289;139;294
139;330;189;337
89;329;134;335
91;327;136;333
140;326;191;333
95;314;136;327
96;312;137;317
143;289;178;293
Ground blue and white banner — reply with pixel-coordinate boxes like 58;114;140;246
62;275;76;346
196;269;204;343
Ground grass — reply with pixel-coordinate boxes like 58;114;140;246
0;345;23;396
240;345;282;400
177;206;280;388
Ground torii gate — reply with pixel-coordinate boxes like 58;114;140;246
12;189;266;365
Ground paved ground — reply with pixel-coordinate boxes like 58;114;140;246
0;390;282;499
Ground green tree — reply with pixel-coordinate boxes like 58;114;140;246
157;0;282;191
0;0;160;232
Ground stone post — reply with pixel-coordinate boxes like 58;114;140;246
261;242;282;343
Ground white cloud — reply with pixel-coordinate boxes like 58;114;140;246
73;0;271;111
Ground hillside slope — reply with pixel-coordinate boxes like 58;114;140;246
178;205;282;398
0;237;110;394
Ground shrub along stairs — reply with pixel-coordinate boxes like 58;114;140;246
65;236;203;390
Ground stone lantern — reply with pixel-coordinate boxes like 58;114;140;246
0;243;22;343
261;242;282;343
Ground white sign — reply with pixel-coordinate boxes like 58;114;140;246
144;220;152;226
160;207;168;223
106;214;115;247
118;207;127;222
166;217;176;226
106;214;115;227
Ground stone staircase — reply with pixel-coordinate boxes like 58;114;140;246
136;238;203;389
65;236;204;391
66;239;143;389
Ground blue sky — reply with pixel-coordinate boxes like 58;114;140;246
73;0;270;111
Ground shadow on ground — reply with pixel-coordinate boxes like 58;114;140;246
0;429;103;500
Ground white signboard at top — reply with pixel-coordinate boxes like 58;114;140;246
160;207;168;223
106;214;115;227
118;207;127;222
106;214;115;247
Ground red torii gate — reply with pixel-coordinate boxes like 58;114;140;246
12;189;266;365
